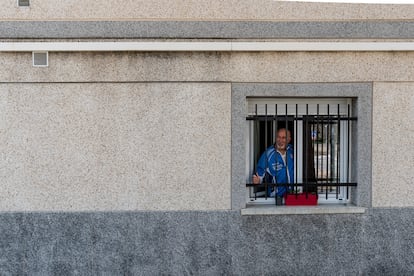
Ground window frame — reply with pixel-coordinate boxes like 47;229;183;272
231;83;372;210
245;98;354;205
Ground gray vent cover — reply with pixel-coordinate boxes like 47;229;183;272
18;0;30;6
32;52;48;67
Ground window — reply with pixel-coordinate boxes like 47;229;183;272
246;98;356;205
231;83;372;211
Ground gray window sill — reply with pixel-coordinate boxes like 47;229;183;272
241;204;366;216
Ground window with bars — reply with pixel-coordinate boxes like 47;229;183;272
246;98;357;205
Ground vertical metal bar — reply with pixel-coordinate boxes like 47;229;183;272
265;104;268;200
336;104;340;200
305;104;309;197
275;104;278;202
295;104;298;194
275;104;279;137
347;103;351;199
316;104;320;194
255;103;258;166
285;104;289;195
311;109;315;194
320;106;324;194
254;104;258;200
265;104;268;149
326;104;330;200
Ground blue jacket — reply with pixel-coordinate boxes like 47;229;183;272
255;144;294;197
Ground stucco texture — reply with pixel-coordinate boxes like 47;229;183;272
1;52;414;83
372;82;414;207
0;83;231;211
2;0;414;20
1;209;414;275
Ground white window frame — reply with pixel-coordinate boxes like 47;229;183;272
246;98;354;205
32;51;49;67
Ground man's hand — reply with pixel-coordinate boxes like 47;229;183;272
252;173;261;184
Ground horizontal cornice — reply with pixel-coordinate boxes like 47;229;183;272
1;20;414;39
1;41;414;52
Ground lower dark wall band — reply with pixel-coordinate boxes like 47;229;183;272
0;208;413;275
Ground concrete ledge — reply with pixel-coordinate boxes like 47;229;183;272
241;204;366;215
2;41;414;52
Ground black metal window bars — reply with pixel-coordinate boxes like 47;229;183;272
246;101;357;204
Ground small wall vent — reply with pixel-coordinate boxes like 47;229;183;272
18;0;30;7
32;52;48;67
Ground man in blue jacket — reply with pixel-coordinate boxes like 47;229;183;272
252;128;294;197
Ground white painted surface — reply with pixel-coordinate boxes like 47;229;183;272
1;42;414;52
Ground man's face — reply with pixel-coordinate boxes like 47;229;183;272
276;129;291;151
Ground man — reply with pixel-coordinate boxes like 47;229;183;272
252;128;294;197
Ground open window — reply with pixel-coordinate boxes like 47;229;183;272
246;98;356;205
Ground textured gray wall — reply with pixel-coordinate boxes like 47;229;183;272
1;2;413;275
3;52;414;83
2;21;414;39
0;82;231;211
0;0;414;21
3;0;414;21
1;209;413;275
372;82;414;207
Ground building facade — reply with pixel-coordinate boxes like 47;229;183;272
1;1;414;274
